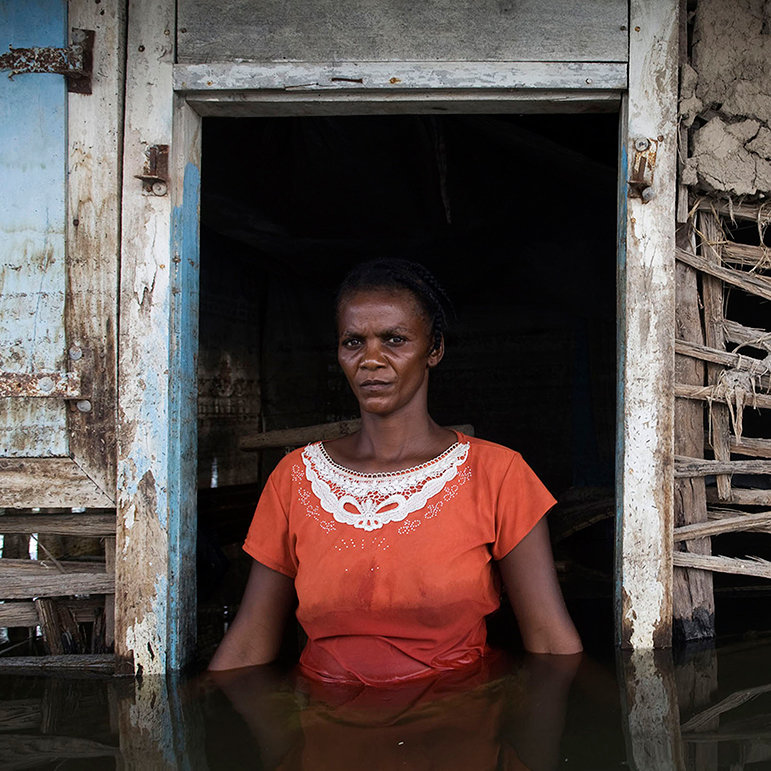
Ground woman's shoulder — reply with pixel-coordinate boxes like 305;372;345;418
458;432;523;464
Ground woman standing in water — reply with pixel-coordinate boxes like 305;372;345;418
209;259;581;682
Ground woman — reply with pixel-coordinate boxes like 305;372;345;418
209;259;581;682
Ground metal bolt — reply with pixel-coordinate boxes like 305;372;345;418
69;345;83;361
38;377;54;394
634;137;650;152
152;181;168;196
76;399;92;413
641;186;656;202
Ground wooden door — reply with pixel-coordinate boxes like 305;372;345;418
0;0;124;657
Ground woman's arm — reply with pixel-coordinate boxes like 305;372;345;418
208;559;296;671
497;517;583;655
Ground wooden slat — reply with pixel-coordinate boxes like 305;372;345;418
1;572;114;600
675;383;771;410
673;552;771;579
0;514;115;536
0;459;114;509
0;598;105;627
723;319;771;353
0;655;114;673
240;420;475;451
674;512;771;541
697;198;771;226
706;488;771;506
675;339;771;382
0;733;118;762
0;559;107;574
730;437;771;458
723;242;771;270
676;248;771;303
675;456;771;477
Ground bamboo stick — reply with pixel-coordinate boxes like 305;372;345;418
674;512;771;541
676;248;771;303
673;552;771;578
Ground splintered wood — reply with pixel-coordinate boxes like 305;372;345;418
673;201;771;638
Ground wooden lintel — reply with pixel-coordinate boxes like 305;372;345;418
674;512;771;541
673;552;771;579
675;456;771;477
676;248;771;303
675;383;771;410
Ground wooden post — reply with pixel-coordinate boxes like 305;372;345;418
116;0;200;673
615;0;680;649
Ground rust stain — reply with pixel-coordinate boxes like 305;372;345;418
0;371;81;398
389;77;401;84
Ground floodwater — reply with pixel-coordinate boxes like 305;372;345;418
1;638;770;770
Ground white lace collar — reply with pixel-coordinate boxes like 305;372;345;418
302;440;470;531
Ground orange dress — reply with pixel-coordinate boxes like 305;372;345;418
243;431;555;685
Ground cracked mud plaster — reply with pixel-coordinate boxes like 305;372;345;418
681;0;771;197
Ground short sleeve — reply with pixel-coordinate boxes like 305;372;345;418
492;454;557;561
243;472;298;578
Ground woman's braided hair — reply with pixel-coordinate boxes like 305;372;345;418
336;259;454;354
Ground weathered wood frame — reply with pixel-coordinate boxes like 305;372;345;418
117;0;679;671
0;0;123;509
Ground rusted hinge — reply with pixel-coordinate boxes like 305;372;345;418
628;136;661;203
135;144;169;196
0;28;94;94
0;372;81;399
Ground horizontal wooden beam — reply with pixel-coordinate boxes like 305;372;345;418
723;242;771;270
0;733;118;760
0;515;115;536
675;456;771;477
675;339;771;382
674;511;771;541
174;61;628;94
729;437;771;458
0;597;106;627
675;383;771;410
240;421;475;451
0;459;114;509
676;248;771;303
723;319;771;353
673;552;771;579
0;559;106;574
697;198;771;226
1;572;114;600
0;654;114;673
706;488;771;506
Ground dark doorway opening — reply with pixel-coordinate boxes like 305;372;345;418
196;113;619;658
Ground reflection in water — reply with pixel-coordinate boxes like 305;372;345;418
1;639;771;769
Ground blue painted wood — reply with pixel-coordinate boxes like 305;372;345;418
0;0;69;456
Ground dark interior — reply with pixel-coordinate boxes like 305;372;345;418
195;113;621;656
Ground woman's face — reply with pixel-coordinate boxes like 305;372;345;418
337;288;443;417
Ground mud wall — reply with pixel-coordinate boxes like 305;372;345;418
681;0;771;198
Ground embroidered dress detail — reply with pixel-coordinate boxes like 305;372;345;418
302;441;470;531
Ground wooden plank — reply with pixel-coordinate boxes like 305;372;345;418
0;458;114;509
240;420;475;450
1;572;114;600
676;248;771;303
0;559;106;574
117;0;199;674
0;654;114;673
0;734;118;763
675;339;771;382
706;488;771;506
675;384;771;410
174;61;628;93
0;598;106;627
673;552;771;579
723;319;771;353
615;0;679;650
65;0;125;502
723;242;771;270
697;198;771;226
177;0;629;64
674;512;771;541
675;456;771;477
0;514;114;536
0;0;69;458
730;437;771;459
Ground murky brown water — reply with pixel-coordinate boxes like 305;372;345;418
1;637;770;770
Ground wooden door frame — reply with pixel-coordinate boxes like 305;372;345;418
117;0;677;672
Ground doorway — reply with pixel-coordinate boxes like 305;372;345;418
194;113;619;657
